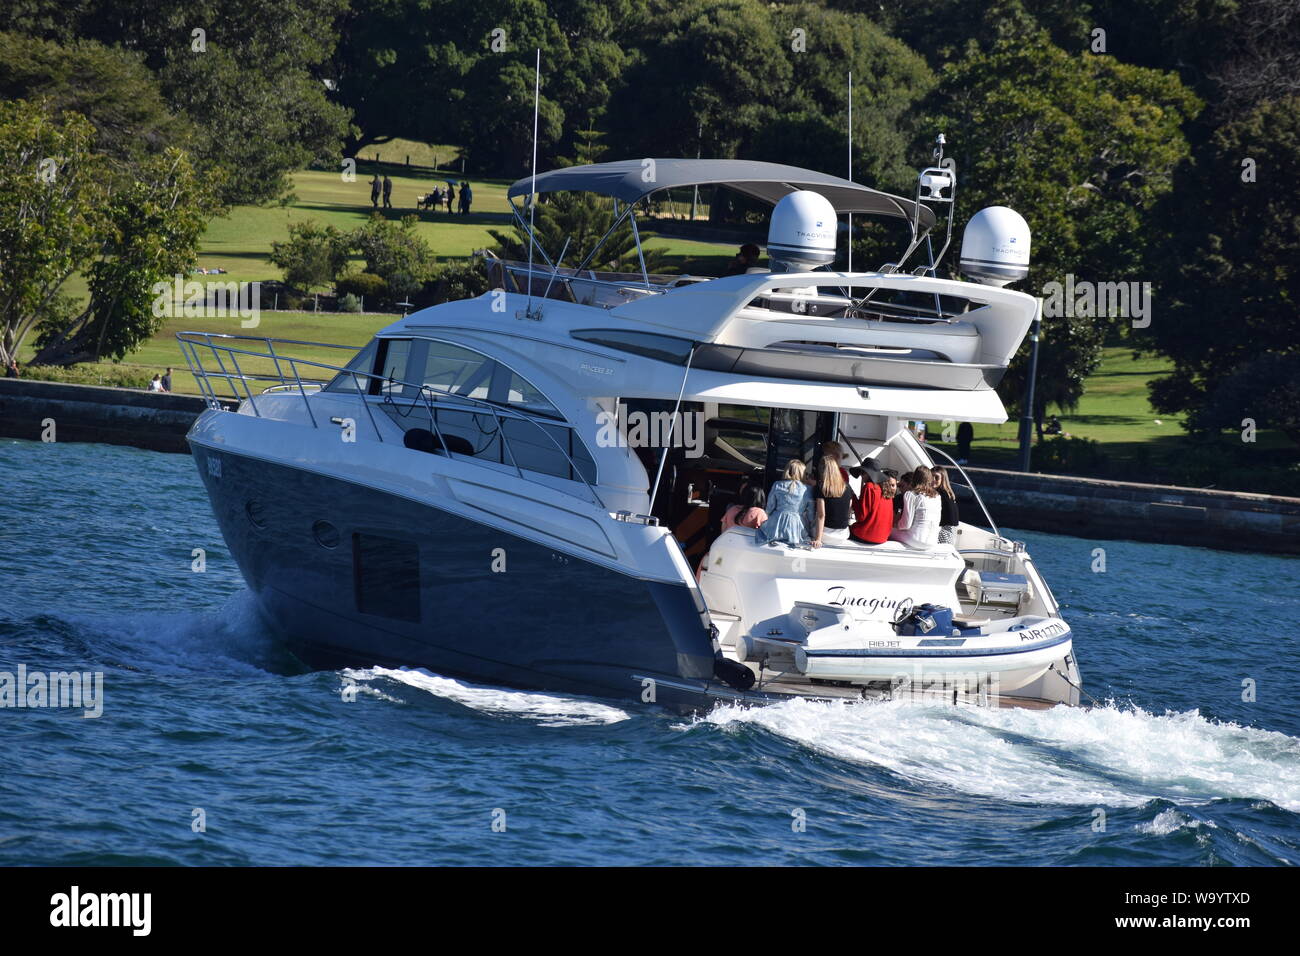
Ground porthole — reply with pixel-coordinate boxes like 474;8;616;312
312;519;340;549
245;499;267;529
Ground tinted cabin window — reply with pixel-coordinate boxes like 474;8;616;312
376;338;413;397
352;533;421;622
324;340;379;393
421;340;494;400
570;329;694;365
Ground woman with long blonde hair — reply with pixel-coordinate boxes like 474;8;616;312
756;459;814;548
811;454;855;548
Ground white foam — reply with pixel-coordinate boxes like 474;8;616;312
1136;808;1217;836
345;667;630;727
703;698;1300;811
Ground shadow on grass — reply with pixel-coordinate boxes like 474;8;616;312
296;202;511;226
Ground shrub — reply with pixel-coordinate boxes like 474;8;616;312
19;363;153;389
1033;435;1106;473
334;272;387;304
338;293;363;313
269;221;351;291
430;259;490;303
351;213;436;283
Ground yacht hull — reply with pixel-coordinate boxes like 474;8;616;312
188;442;718;702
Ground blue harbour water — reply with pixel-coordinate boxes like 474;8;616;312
2;437;1299;866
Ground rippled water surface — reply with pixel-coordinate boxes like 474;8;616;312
2;438;1298;865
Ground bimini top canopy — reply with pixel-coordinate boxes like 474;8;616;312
507;158;936;230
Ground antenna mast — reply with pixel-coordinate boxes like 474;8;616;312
525;48;541;319
847;72;853;273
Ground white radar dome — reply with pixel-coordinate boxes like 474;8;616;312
959;206;1031;286
767;190;837;272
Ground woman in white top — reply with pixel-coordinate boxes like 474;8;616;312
890;465;942;550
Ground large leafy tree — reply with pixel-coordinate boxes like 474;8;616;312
604;0;793;161
920;21;1200;427
7;0;351;204
762;3;935;191
32;147;223;366
330;0;634;174
0;98;223;368
0;102;102;368
1145;95;1300;433
0;31;188;165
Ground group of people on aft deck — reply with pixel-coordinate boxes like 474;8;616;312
719;441;960;552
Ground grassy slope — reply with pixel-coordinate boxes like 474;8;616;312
198;167;733;286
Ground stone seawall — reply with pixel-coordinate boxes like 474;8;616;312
0;379;234;453
960;467;1300;555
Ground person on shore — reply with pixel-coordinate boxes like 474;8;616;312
811;454;856;548
956;421;974;464
459;181;472;214
369;175;381;209
721;483;767;533
444;181;456;214
160;367;173;392
148;374;164;392
849;460;895;545
4;359;18;378
932;465;960;545
890;466;942;550
757;459;814;548
723;243;761;276
382;175;393;209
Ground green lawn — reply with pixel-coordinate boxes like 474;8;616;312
953;348;1187;462
198;168;736;286
929;346;1297;486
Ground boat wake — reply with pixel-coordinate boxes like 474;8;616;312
343;666;631;727
702;697;1300;813
14;589;289;678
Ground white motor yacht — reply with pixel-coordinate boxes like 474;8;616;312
179;152;1083;710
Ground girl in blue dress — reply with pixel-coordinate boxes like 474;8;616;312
756;459;814;548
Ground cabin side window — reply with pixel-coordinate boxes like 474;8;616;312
323;340;379;394
366;337;595;485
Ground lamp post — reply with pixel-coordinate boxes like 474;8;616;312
1017;298;1043;472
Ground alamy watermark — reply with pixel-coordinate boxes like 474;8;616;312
595;403;704;458
1;664;103;718
1041;273;1151;328
151;275;261;328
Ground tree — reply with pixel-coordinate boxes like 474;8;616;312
1186;354;1300;446
7;0;352;205
351;214;436;283
0;30;188;167
763;4;935;191
269;221;352;291
1146;95;1300;429
604;0;793;160
32;148;222;365
920;22;1201;428
329;0;635;173
0;101;102;368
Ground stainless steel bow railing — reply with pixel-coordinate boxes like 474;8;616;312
176;331;606;509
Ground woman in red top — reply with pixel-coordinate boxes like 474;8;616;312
850;472;898;545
